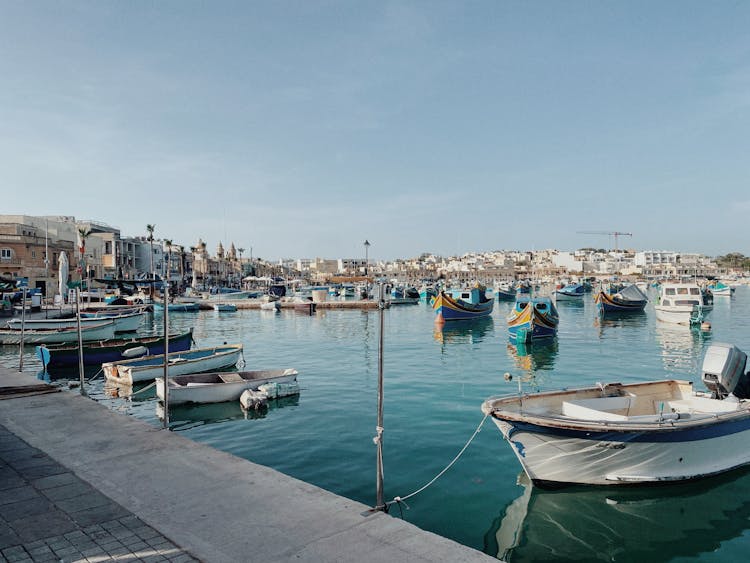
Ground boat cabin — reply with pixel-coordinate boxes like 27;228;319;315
658;283;702;308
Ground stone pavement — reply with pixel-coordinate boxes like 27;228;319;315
0;423;198;563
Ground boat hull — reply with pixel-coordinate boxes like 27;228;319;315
554;291;583;301
655;306;701;325
507;299;558;343
0;321;117;345
595;291;647;314
104;345;243;384
433;291;494;321
39;331;193;368
489;415;750;486
157;369;298;405
496;289;516;302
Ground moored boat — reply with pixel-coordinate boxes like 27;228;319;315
6;310;145;333
655;283;707;325
36;330;194;369
213;303;237;312
594;283;648;315
495;284;516;302
708;281;734;297
481;343;750;486
0;320;117;345
153;301;200;312
103;344;243;384
156;368;298;405
433;286;494;322
507;296;559;343
554;283;585;301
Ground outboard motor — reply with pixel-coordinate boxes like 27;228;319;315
702;343;749;399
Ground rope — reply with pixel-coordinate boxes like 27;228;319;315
86;368;104;383
385;413;488;510
129;381;157;396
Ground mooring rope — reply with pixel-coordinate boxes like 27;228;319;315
129;381;157;396
86;368;104;383
385;412;489;510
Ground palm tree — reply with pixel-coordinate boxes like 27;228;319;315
146;224;155;279
164;239;173;278
237;247;245;279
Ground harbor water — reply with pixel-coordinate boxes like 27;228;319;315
4;287;750;562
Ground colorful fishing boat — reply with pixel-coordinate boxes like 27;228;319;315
507;296;559;343
433;286;494;322
481;343;750;486
495;283;516;302
594;284;648;314
36;330;194;369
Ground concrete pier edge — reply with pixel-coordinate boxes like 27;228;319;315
0;366;495;562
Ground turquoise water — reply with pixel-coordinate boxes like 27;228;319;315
4;287;750;561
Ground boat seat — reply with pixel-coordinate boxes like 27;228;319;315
218;373;244;383
562;396;633;421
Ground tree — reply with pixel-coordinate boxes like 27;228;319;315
76;226;91;277
146;224;156;279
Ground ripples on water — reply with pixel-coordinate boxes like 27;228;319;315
3;287;750;561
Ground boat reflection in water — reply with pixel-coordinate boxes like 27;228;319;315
155;394;300;431
593;310;648;334
487;468;750;562
655;322;710;373
433;316;494;346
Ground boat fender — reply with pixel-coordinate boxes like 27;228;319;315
121;346;149;358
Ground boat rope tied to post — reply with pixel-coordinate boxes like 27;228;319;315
239;349;247;368
373;425;384;445
385;413;489;511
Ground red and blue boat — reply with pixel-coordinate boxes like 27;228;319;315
594;284;648;315
507;296;559;343
433;286;494;322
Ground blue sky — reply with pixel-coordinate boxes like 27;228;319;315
1;1;748;260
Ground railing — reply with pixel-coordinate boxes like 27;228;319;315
0;258;21;265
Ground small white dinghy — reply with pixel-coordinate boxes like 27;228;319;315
156;368;298;405
239;381;301;410
482;343;750;486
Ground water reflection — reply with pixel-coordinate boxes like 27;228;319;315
155;395;300;431
486;468;750;562
506;340;558;373
655;322;710;373
593;310;648;335
433;317;494;346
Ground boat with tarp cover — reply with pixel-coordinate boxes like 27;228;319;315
481;343;750;486
594;283;648;314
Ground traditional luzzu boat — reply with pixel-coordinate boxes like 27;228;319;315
433;285;494;322
37;329;194;369
594;283;648;315
554;283;585;301
481;343;750;487
103;344;243;384
507;296;558;344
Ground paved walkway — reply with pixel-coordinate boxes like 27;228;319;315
1;423;199;562
0;366;495;563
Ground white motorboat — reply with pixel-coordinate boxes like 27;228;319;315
654;283;707;325
0;320;117;345
156;368;298;405
103;344;244;384
481;343;750;486
213;303;237;312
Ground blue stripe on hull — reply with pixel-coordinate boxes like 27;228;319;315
510;415;750;443
435;304;493;321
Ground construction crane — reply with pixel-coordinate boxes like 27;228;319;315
577;231;633;252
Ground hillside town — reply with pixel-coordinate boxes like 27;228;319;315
0;214;744;296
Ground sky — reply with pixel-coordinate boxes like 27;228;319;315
1;1;749;261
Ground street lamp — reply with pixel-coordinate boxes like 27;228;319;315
364;240;371;277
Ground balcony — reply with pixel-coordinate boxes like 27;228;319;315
0;258;21;265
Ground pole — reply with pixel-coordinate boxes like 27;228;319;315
375;282;386;511
18;288;26;371
76;289;86;396
45;219;49;318
162;281;170;429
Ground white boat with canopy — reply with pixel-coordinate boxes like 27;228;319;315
654;283;707;325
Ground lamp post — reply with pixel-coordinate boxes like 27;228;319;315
364;239;370;277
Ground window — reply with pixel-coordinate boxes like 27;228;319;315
31;250;36;258
690;288;700;295
665;288;675;295
0;248;11;259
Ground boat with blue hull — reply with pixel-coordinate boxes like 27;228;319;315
36;330;194;369
433;286;494;322
595;283;648;314
154;301;200;312
507;296;559;343
495;284;516;302
554;283;585;301
708;282;734;297
481;343;750;486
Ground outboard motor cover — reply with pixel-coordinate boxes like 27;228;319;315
702;343;748;399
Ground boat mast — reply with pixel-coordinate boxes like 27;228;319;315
162;281;170;429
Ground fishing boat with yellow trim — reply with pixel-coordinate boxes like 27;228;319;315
594;283;648;315
433;285;494;322
507;296;559;344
